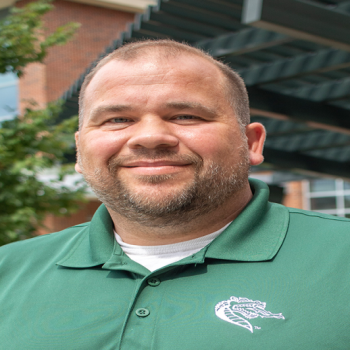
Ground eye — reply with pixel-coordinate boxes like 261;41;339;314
109;117;131;123
175;115;200;120
102;117;134;129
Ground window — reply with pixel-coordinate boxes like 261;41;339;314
0;72;18;122
304;178;350;217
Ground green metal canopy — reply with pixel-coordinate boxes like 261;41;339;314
61;0;350;179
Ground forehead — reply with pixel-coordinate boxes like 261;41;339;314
85;53;226;99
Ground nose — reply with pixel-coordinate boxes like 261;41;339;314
127;116;179;150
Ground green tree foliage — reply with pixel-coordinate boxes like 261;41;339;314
0;0;80;76
0;1;86;245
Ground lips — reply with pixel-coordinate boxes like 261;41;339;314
123;161;191;168
119;160;192;176
107;153;202;176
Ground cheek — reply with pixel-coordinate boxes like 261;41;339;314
179;126;241;161
80;132;126;163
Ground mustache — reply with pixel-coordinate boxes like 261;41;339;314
107;150;203;172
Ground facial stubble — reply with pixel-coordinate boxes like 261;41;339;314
78;147;250;228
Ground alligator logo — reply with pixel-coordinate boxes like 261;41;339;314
215;296;284;333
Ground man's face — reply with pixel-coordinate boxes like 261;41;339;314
76;53;251;225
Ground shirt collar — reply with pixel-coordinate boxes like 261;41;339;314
56;204;115;268
57;179;289;268
205;178;289;261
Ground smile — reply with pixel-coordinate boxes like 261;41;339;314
122;161;192;175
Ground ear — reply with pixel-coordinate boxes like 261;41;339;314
245;122;266;166
74;131;82;174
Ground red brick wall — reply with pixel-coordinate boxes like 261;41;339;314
18;0;135;103
39;200;102;234
282;181;304;209
44;0;134;101
19;62;47;113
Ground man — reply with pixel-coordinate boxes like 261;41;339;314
0;40;349;349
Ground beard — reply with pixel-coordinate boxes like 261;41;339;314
78;146;250;228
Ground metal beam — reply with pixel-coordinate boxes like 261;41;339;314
305;145;350;162
251;115;313;136
237;48;350;86
161;1;242;31
263;147;350;180
195;27;291;57
242;0;350;52
248;86;350;134
263;76;350;102
265;129;350;152
297;141;350;153
265;128;317;138
150;12;228;37
171;0;242;18
138;21;206;42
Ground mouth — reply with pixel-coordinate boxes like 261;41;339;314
121;160;192;175
124;160;191;167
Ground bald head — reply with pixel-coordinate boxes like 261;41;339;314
78;40;250;130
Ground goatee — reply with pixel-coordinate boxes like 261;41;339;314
78;147;250;228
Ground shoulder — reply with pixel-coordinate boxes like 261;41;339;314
287;206;350;223
0;222;90;266
285;206;350;237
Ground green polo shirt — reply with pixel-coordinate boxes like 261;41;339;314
1;179;349;349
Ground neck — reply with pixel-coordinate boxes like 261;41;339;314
107;182;253;246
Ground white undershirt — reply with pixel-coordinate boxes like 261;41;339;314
114;222;231;272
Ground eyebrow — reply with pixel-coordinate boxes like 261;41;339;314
88;101;218;121
164;101;218;118
89;104;132;121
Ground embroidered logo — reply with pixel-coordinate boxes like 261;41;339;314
215;296;284;333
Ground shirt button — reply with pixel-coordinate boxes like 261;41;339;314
136;308;150;317
147;277;161;287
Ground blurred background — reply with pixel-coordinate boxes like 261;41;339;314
2;0;350;241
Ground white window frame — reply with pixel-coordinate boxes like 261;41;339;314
303;178;350;217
